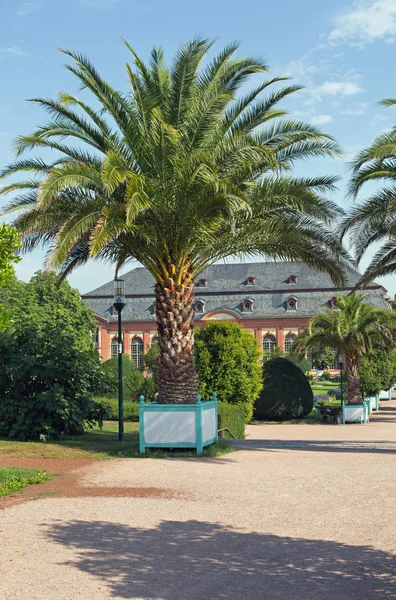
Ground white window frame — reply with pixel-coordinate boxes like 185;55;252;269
284;333;297;353
263;334;277;353
130;337;144;370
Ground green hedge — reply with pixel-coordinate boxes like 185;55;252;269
95;396;245;438
218;402;245;439
95;397;139;422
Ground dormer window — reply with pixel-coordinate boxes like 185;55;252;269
286;297;298;311
195;301;205;313
197;279;208;288
246;276;256;286
287;275;298;284
242;299;253;312
330;297;339;309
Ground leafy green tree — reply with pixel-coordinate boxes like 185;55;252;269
254;357;313;421
294;294;396;404
359;348;395;396
0;224;21;330
102;355;145;401
0;272;108;439
340;98;396;285
100;352;158;402
144;343;160;383
194;321;262;421
263;346;284;361
0;38;348;404
287;352;312;374
309;347;337;370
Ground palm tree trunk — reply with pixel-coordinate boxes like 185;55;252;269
345;354;361;405
154;276;199;404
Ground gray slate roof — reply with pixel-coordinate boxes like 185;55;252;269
82;261;388;323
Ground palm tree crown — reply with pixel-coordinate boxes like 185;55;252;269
294;294;396;404
340;98;396;285
0;38;348;403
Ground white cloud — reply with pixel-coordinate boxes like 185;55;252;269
369;113;390;127
329;0;396;46
310;81;363;101
340;102;369;116
292;110;333;126
0;46;26;58
310;114;333;125
17;1;42;16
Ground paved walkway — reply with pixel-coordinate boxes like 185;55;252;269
1;402;396;599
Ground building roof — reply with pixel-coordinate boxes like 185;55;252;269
82;261;388;323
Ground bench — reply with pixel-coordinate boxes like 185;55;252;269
317;405;341;424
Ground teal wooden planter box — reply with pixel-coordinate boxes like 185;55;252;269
139;393;218;455
364;396;375;415
379;388;392;401
342;403;368;424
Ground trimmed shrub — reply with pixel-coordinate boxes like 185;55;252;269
96;397;140;421
255;357;313;421
101;355;145;401
101;356;158;403
218;402;245;439
195;321;262;422
359;348;395;396
144;343;160;382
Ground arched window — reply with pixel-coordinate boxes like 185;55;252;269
263;334;277;353
284;333;297;353
246;276;256;286
242;299;253;312
287;275;298;284
130;337;144;370
151;336;159;346
110;337;119;358
195;301;205;313
285;297;298;311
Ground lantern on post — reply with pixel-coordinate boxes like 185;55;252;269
113;278;126;441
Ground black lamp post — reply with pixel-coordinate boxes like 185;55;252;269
114;278;126;442
339;356;344;408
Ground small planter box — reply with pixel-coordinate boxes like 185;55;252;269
139;394;218;455
342;403;368;424
364;396;376;415
379;388;392;401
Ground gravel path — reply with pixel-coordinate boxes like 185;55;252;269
1;402;396;599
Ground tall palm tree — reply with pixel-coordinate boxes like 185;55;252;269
340;98;396;285
0;38;348;404
293;294;396;404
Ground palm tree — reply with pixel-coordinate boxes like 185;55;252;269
294;294;396;404
0;38;348;404
340;98;396;285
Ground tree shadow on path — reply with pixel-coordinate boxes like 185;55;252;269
233;439;396;454
46;519;396;599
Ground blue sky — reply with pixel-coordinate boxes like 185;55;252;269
1;0;396;294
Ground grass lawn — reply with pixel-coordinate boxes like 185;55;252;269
0;421;232;460
0;467;52;496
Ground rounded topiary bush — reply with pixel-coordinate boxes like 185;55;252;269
254;357;313;421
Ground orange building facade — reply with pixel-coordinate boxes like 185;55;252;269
82;261;390;369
